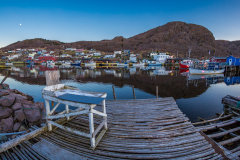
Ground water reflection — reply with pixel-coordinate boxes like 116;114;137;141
1;65;240;122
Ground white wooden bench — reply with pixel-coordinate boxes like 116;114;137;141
42;84;107;149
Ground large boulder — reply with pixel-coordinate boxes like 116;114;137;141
35;102;46;113
23;104;41;123
12;103;22;111
1;117;13;133
11;93;27;102
0;94;16;107
13;122;22;132
14;109;25;122
0;107;13;119
0;90;10;97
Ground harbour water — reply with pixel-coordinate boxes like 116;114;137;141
1;65;240;122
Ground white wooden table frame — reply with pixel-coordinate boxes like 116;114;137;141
43;92;108;150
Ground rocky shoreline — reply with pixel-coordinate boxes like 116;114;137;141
0;84;46;134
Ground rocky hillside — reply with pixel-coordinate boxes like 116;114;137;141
1;21;240;58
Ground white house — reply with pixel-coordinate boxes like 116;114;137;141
154;53;169;63
28;49;35;51
130;54;137;62
93;52;101;56
104;54;115;58
60;54;71;57
114;51;122;55
149;52;158;58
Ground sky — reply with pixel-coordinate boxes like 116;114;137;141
0;0;240;48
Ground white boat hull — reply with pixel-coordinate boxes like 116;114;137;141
188;74;224;80
117;63;129;67
189;68;224;75
148;63;162;66
132;63;145;67
84;63;96;67
5;63;13;66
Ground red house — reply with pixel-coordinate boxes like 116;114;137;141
209;57;227;63
38;56;57;62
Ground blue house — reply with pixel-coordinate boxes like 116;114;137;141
37;51;42;54
226;55;240;66
224;76;240;85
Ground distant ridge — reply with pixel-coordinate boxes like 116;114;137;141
1;21;240;58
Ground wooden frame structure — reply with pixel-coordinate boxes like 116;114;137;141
42;84;107;149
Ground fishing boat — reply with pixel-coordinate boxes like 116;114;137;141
148;61;162;66
132;62;145;67
180;60;193;68
84;61;96;67
71;60;81;66
117;63;129;67
46;60;55;65
189;62;224;75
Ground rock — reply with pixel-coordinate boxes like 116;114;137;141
0;84;9;89
26;95;34;102
0;135;8;141
13;122;22;132
6;88;14;93
0;90;10;97
0;107;13;119
35;102;46;112
1;117;13;133
0;94;16;107
18;124;28;132
12;103;22;111
11;93;27;102
14;109;25;122
29;121;41;127
23;104;41;123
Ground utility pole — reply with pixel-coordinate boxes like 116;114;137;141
177;51;178;58
189;49;191;59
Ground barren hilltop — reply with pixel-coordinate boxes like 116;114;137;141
1;21;240;58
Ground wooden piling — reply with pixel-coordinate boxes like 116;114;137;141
132;86;136;99
52;101;54;107
112;86;116;100
156;86;158;98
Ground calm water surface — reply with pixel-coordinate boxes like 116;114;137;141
0;65;239;122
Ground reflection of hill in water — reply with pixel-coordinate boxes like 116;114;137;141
0;68;209;99
75;73;209;99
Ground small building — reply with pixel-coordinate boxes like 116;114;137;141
94;59;112;63
130;54;137;62
114;51;122;55
104;54;115;58
60;54;71;58
38;56;57;62
76;49;84;52
149;52;158;58
37;51;42;54
123;50;130;55
226;55;240;66
93;52;101;56
87;53;94;57
209;57;227;63
76;52;85;56
154;53;169;63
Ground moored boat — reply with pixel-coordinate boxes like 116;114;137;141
84;62;96;67
180;60;193;68
71;60;81;66
189;62;224;75
132;62;145;67
117;63;129;67
5;62;13;66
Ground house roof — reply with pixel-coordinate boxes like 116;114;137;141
211;57;227;59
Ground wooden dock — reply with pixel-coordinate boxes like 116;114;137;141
1;98;225;159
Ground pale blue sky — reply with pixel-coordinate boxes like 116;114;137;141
0;0;240;48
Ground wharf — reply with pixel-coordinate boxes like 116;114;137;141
1;98;225;159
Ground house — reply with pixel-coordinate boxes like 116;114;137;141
104;53;115;58
93;52;101;56
41;49;47;53
154;53;169;63
94;59;112;63
89;49;96;53
28;49;35;51
114;51;122;55
130;54;137;62
76;52;85;56
149;52;158;58
87;53;94;57
76;49;84;52
226;56;240;66
37;51;42;54
123;50;130;55
38;56;57;62
209;56;227;63
50;51;55;54
60;54;71;58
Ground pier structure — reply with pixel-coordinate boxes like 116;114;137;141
0;97;226;159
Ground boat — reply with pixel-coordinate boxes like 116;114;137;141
148;61;162;66
62;61;71;66
5;62;13;66
132;62;145;67
71;60;81;66
117;63;129;67
84;61;96;67
180;60;193;68
189;62;224;75
46;60;55;65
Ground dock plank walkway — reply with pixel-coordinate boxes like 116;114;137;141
36;98;223;159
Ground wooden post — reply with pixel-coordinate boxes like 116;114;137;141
66;104;69;120
102;100;107;129
89;110;95;148
156;86;158;98
0;70;9;85
112;86;116;100
132;86;136;99
45;100;52;131
51;101;54;107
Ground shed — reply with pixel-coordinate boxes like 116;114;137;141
209;56;227;63
226;55;240;66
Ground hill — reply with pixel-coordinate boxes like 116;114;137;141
1;21;240;58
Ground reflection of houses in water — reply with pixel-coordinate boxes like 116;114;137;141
187;74;224;87
152;67;171;75
224;76;240;85
130;68;136;75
